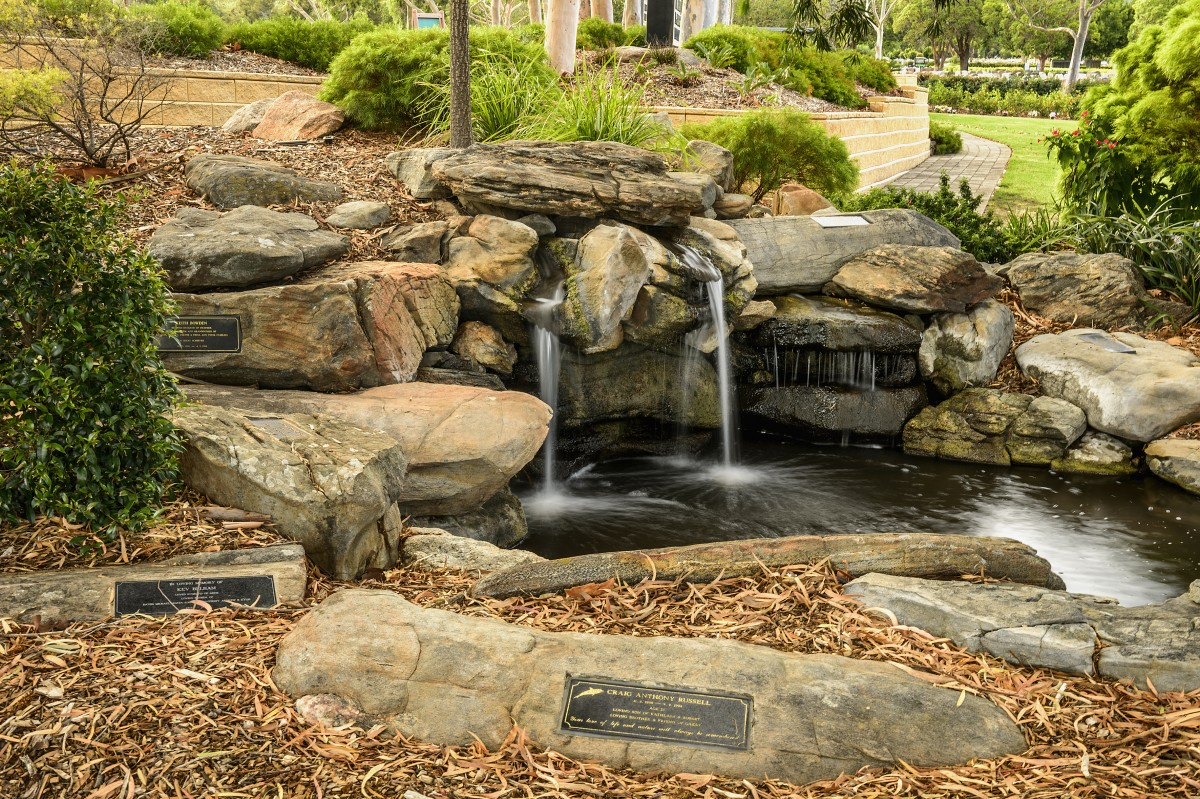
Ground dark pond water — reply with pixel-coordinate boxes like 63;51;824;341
520;437;1200;606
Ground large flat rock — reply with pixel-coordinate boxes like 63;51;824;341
185;154;342;209
472;533;1065;599
430;141;712;227
274;590;1026;785
846;573;1200;692
162;261;457;391
751;295;922;353
172;406;405;580
184;383;550;517
828;245;1004;314
0;544;306;625
727;210;960;295
149;206;348;291
1015;329;1200;442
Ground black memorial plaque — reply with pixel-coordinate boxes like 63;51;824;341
114;575;277;616
156;315;242;353
560;676;751;750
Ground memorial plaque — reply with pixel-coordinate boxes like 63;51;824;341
560;676;751;750
1077;331;1137;354
156;315;242;353
813;215;870;228
114;575;277;616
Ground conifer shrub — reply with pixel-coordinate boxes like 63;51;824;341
681;108;858;201
0;161;181;532
225;15;374;71
129;1;226;57
575;17;624;50
929;120;962;154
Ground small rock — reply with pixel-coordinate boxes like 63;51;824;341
401;528;543;573
1007;396;1087;465
412;487;528;549
516;214;556;237
1144;439;1200;496
325;201;390;230
252;90;344;141
919;299;1014;394
185;154;342;209
1000;251;1157;329
684;139;734;192
732;299;776;331
385;148;455;199
712;192;753;219
777;182;833;215
1051;431;1139;476
380;221;449;264
451;321;517;375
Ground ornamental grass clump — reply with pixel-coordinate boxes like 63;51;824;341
0;161;181;533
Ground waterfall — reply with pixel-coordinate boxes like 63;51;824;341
675;244;738;469
530;284;564;493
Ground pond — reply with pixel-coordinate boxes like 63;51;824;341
521;436;1200;606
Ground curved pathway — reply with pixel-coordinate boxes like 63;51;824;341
887;133;1012;211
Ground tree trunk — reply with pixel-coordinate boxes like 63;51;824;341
546;0;581;74
682;0;705;41
491;0;502;24
622;0;641;26
528;0;542;24
1064;2;1095;91
578;0;590;19
718;0;731;25
593;0;613;21
448;0;473;148
874;23;884;60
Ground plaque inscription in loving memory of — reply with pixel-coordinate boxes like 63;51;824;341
559;676;752;750
113;576;278;616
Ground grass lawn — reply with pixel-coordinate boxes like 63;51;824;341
930;113;1066;216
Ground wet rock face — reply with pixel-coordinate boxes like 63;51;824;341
274;590;1027;785
919;299;1014;395
743;384;928;441
752;295;921;354
429;140;713;226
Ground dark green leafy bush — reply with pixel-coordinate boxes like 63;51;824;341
130;1;225;57
622;24;646;46
321;26;549;131
840;52;896;94
929;120;962;154
681;108;858;201
576;17;624;50
225;15;374;71
839;174;1018;264
0;161;181;532
683;25;756;72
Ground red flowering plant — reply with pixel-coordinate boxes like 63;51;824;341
1042;109;1155;217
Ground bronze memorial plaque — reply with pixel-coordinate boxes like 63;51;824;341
156;315;242;353
560;676;752;750
114;576;277;616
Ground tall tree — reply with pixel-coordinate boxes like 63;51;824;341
864;0;900;59
448;0;473;148
1005;0;1107;89
545;0;580;73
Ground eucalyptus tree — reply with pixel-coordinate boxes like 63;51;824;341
1005;0;1107;88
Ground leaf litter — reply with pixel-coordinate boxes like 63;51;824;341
2;504;1198;798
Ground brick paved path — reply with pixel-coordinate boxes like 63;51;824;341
887;133;1011;211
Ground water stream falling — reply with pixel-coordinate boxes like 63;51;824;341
529;283;565;494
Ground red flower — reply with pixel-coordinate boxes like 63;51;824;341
1073;130;1080;136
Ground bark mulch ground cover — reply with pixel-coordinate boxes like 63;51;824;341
2;510;1198;799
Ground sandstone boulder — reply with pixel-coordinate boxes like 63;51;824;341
828;245;1004;314
451;321;517;375
623;286;700;350
184;383;551;517
149;206;348;291
919;299;1014;394
473;533;1065;598
325;200;390;229
1050;431;1139;476
712;193;754;219
1015;329;1200;441
558;223;651;353
776;183;833;216
1144;439;1200;495
999;251;1156;328
380;221;450;264
163;262;456;391
412;486;528;548
172;405;405;579
185;154;342;209
251;90;344;141
274;591;1026;784
684;139;734;191
727;210;960;294
430;141;711;226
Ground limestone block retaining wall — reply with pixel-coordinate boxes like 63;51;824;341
654;87;931;190
153;70;323;127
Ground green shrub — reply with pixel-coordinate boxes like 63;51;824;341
680;108;858;201
532;65;674;148
511;22;544;44
840;52;896;94
576;17;624;50
130;1;225;57
622;24;646;46
321;26;549;131
0;161;181;532
929;120;962;154
839;174;1018;264
225;14;374;71
684;24;754;71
